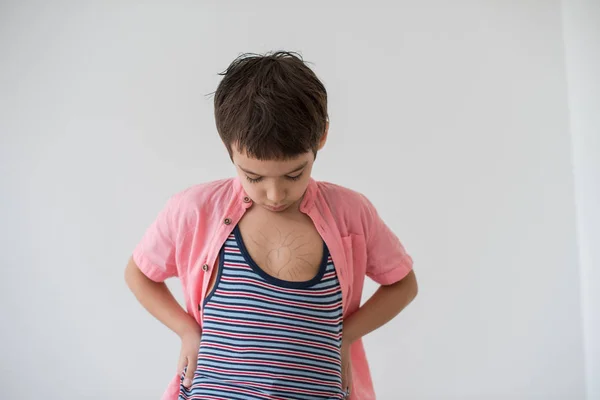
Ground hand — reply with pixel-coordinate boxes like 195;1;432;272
341;339;352;396
177;329;202;389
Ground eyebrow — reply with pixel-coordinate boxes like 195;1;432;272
239;161;309;177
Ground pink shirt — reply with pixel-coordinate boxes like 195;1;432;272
133;177;413;400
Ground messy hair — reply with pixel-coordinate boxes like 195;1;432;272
214;51;328;160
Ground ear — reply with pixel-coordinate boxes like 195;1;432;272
318;121;329;151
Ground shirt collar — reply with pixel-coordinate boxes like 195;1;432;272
232;178;253;209
300;178;317;213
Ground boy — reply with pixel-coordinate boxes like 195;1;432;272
125;51;418;400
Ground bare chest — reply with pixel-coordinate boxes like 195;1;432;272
237;208;324;282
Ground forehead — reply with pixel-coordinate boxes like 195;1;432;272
232;147;312;176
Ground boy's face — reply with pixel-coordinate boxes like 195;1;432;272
232;146;316;213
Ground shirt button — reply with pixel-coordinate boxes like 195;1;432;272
243;196;251;203
224;218;232;225
202;264;209;271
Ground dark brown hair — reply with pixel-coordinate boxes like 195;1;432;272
214;51;328;160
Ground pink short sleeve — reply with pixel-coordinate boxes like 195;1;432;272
132;193;183;282
363;197;413;285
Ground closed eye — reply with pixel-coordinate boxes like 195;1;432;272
245;172;303;184
246;176;263;183
286;173;303;181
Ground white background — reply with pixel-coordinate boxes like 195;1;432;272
1;1;597;399
562;1;600;399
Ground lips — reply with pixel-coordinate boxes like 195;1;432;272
266;204;287;212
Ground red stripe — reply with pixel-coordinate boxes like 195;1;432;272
182;396;226;400
201;329;340;353
202;376;341;397
222;261;252;269
208;302;343;325
216;290;341;311
226;380;341;397
205;341;341;366
199;354;342;378
219;275;341;296
184;383;283;400
196;365;341;388
204;315;342;340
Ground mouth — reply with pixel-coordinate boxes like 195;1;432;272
265;204;287;212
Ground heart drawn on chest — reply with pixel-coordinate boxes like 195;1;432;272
266;247;293;271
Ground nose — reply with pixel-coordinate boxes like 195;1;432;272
266;182;285;204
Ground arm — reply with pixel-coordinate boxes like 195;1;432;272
338;270;417;394
124;256;199;338
124;257;201;387
343;270;418;345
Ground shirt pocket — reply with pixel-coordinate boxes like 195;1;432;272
340;234;367;291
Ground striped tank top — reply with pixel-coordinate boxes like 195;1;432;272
179;225;346;400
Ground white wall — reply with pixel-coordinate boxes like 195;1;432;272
0;1;587;399
562;1;600;399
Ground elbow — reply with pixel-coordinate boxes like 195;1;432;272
124;256;138;288
405;270;418;303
